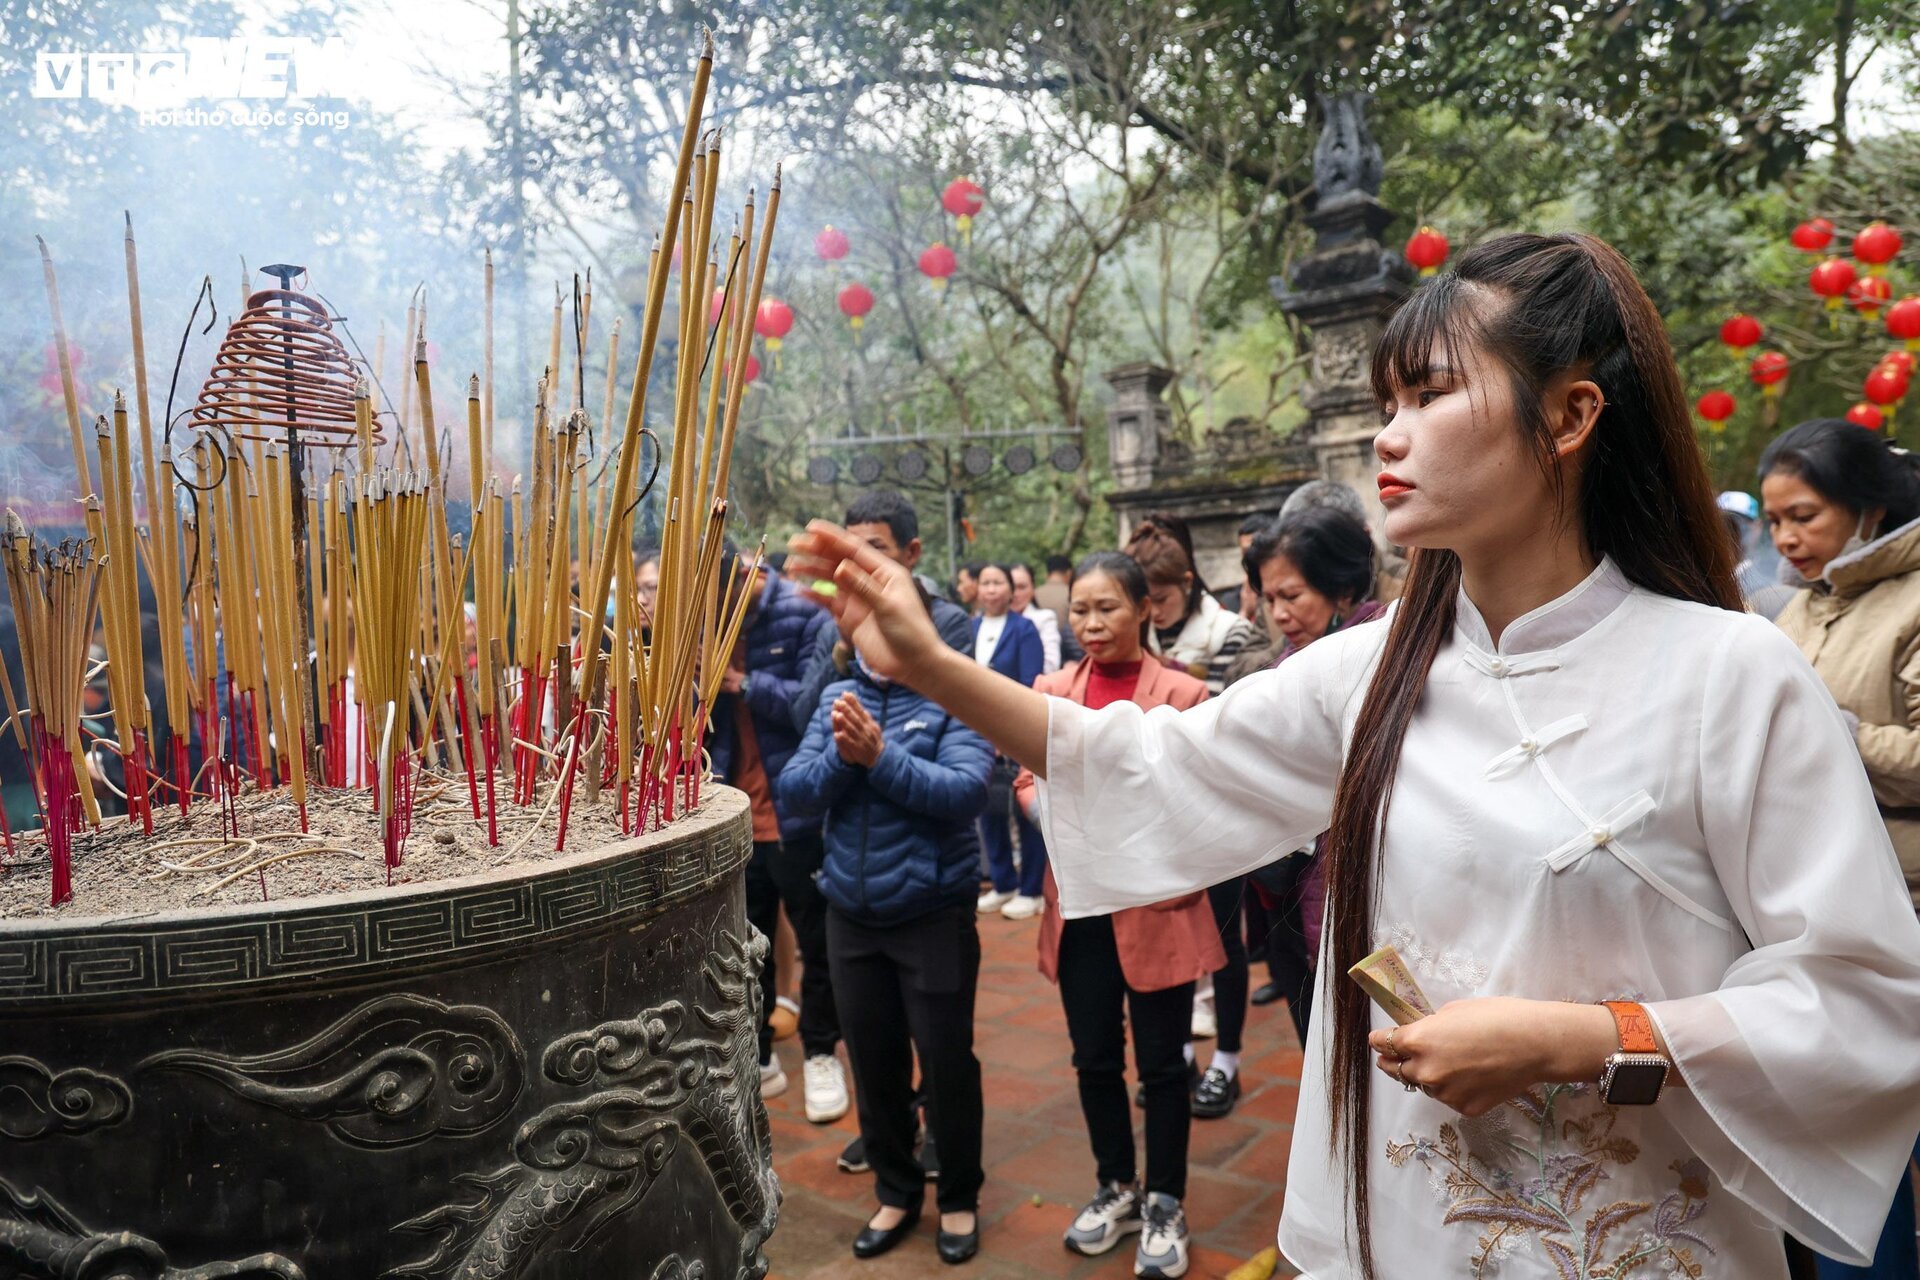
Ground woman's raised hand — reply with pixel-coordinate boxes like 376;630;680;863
788;521;944;684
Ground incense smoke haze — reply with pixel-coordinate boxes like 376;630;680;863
1;5;556;531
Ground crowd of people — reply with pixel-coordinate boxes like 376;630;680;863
703;241;1920;1280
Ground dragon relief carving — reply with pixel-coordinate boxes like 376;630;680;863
0;1177;303;1280
0;1057;132;1141
138;993;525;1148
385;928;778;1280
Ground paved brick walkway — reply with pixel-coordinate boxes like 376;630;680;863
762;909;1307;1279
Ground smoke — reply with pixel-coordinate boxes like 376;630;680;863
0;6;544;531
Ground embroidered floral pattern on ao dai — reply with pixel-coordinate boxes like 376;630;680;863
1388;1086;1714;1279
1037;558;1920;1278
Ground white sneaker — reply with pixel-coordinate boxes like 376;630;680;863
803;1054;850;1123
1134;1193;1189;1278
1063;1182;1142;1256
977;888;1016;914
1189;1006;1217;1040
759;1057;788;1100
1001;893;1043;920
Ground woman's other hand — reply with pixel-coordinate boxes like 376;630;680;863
1366;997;1621;1116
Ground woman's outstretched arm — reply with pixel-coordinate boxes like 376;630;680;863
788;521;1053;775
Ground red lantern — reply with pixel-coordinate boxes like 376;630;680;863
815;225;850;263
1880;351;1917;378
1886;296;1920;351
942;178;985;246
837;282;874;341
1865;364;1909;406
1790;218;1835;253
1718;313;1763;355
1749;352;1790;397
1404;225;1450;277
755;298;794;367
725;353;760;386
1850;275;1894;317
1846;402;1886;431
1810;257;1857;313
1695;390;1737;425
1851;221;1903;276
919;243;958;292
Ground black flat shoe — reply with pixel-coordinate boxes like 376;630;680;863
1191;1065;1242;1119
853;1205;922;1259
1250;981;1285;1006
936;1222;980;1265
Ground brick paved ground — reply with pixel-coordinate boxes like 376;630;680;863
762;909;1307;1280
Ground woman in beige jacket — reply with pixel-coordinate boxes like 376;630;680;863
1762;419;1920;908
1761;416;1920;1279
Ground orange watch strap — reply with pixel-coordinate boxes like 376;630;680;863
1601;1000;1659;1055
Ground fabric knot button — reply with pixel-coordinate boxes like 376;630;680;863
1591;825;1612;846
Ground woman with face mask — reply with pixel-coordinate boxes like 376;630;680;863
791;233;1920;1279
1759;417;1920;1280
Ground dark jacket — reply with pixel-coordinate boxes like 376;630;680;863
792;585;973;734
776;667;994;926
708;572;832;839
972;611;1044;687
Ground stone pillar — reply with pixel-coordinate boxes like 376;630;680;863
1272;92;1413;535
1104;362;1172;491
1100;359;1312;586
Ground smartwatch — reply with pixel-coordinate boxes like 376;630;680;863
1597;999;1669;1106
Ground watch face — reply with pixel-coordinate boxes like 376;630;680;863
1604;1060;1668;1106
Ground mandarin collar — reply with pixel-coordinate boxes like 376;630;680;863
1453;556;1634;656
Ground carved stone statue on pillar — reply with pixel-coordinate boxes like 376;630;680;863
1273;91;1414;536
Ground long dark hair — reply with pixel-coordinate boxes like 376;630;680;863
1072;550;1152;646
1759;418;1920;534
1326;233;1741;1277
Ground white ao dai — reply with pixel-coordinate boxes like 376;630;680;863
1038;559;1920;1278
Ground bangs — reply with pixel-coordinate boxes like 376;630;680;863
1368;275;1489;403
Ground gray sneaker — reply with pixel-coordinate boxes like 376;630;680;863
1134;1192;1189;1279
1063;1181;1141;1256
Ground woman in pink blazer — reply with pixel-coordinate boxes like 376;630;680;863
1013;551;1223;1280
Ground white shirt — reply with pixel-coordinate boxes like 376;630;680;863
1022;604;1062;674
1038;558;1920;1276
973;613;1007;666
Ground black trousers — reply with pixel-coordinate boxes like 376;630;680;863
744;833;840;1061
1057;914;1194;1201
828;903;985;1214
1205;876;1249;1055
1255;854;1318;1046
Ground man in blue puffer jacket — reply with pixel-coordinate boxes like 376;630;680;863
705;547;842;1119
777;653;994;1259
